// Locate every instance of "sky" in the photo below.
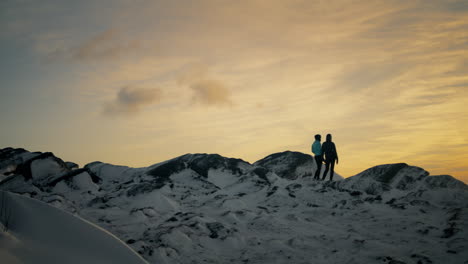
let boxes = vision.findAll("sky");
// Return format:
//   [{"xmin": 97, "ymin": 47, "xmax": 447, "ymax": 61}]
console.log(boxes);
[{"xmin": 1, "ymin": 0, "xmax": 467, "ymax": 183}]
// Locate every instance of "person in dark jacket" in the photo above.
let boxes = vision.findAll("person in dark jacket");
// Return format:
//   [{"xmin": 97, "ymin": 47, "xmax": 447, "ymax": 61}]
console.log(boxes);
[
  {"xmin": 321, "ymin": 134, "xmax": 338, "ymax": 181},
  {"xmin": 311, "ymin": 134, "xmax": 323, "ymax": 180}
]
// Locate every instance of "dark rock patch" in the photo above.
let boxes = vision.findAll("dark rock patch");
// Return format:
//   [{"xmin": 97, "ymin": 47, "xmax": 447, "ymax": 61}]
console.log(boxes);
[
  {"xmin": 254, "ymin": 151, "xmax": 313, "ymax": 179},
  {"xmin": 411, "ymin": 254, "xmax": 433, "ymax": 264},
  {"xmin": 377, "ymin": 163, "xmax": 408, "ymax": 184},
  {"xmin": 49, "ymin": 168, "xmax": 102, "ymax": 187},
  {"xmin": 166, "ymin": 217, "xmax": 178, "ymax": 222},
  {"xmin": 252, "ymin": 167, "xmax": 269, "ymax": 183},
  {"xmin": 127, "ymin": 179, "xmax": 171, "ymax": 196},
  {"xmin": 266, "ymin": 186, "xmax": 278, "ymax": 197},
  {"xmin": 206, "ymin": 222, "xmax": 232, "ymax": 240},
  {"xmin": 376, "ymin": 256, "xmax": 407, "ymax": 264},
  {"xmin": 441, "ymin": 223, "xmax": 459, "ymax": 238},
  {"xmin": 14, "ymin": 152, "xmax": 69, "ymax": 181},
  {"xmin": 65, "ymin": 162, "xmax": 79, "ymax": 170}
]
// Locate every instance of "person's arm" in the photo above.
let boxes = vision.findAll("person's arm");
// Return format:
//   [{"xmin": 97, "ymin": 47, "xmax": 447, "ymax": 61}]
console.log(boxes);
[
  {"xmin": 321, "ymin": 142, "xmax": 327, "ymax": 162},
  {"xmin": 334, "ymin": 143, "xmax": 339, "ymax": 164}
]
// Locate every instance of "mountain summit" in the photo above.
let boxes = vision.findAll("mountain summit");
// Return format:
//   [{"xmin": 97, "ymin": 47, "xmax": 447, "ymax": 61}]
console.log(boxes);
[{"xmin": 0, "ymin": 147, "xmax": 467, "ymax": 264}]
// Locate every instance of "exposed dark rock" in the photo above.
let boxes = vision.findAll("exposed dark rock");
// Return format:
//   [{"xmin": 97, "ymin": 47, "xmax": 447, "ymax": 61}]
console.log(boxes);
[
  {"xmin": 409, "ymin": 200, "xmax": 431, "ymax": 207},
  {"xmin": 14, "ymin": 152, "xmax": 69, "ymax": 181},
  {"xmin": 49, "ymin": 168, "xmax": 102, "ymax": 187},
  {"xmin": 376, "ymin": 256, "xmax": 407, "ymax": 264},
  {"xmin": 0, "ymin": 147, "xmax": 27, "ymax": 161},
  {"xmin": 377, "ymin": 163, "xmax": 409, "ymax": 184},
  {"xmin": 333, "ymin": 200, "xmax": 348, "ymax": 208},
  {"xmin": 352, "ymin": 200, "xmax": 364, "ymax": 206},
  {"xmin": 254, "ymin": 151, "xmax": 313, "ymax": 179},
  {"xmin": 410, "ymin": 253, "xmax": 433, "ymax": 264},
  {"xmin": 286, "ymin": 183, "xmax": 302, "ymax": 198},
  {"xmin": 84, "ymin": 161, "xmax": 103, "ymax": 169},
  {"xmin": 252, "ymin": 167, "xmax": 269, "ymax": 183},
  {"xmin": 144, "ymin": 154, "xmax": 248, "ymax": 193},
  {"xmin": 286, "ymin": 183, "xmax": 302, "ymax": 191},
  {"xmin": 214, "ymin": 194, "xmax": 228, "ymax": 200},
  {"xmin": 87, "ymin": 196, "xmax": 109, "ymax": 207},
  {"xmin": 147, "ymin": 159, "xmax": 186, "ymax": 179},
  {"xmin": 442, "ymin": 208, "xmax": 462, "ymax": 238},
  {"xmin": 364, "ymin": 195, "xmax": 382, "ymax": 203},
  {"xmin": 206, "ymin": 222, "xmax": 231, "ymax": 240},
  {"xmin": 442, "ymin": 223, "xmax": 459, "ymax": 238},
  {"xmin": 353, "ymin": 239, "xmax": 365, "ymax": 245},
  {"xmin": 417, "ymin": 228, "xmax": 429, "ymax": 235},
  {"xmin": 184, "ymin": 154, "xmax": 247, "ymax": 178},
  {"xmin": 65, "ymin": 162, "xmax": 79, "ymax": 170},
  {"xmin": 448, "ymin": 208, "xmax": 461, "ymax": 221},
  {"xmin": 395, "ymin": 204, "xmax": 407, "ymax": 209},
  {"xmin": 127, "ymin": 180, "xmax": 169, "ymax": 196},
  {"xmin": 424, "ymin": 175, "xmax": 468, "ymax": 190},
  {"xmin": 339, "ymin": 163, "xmax": 429, "ymax": 195},
  {"xmin": 166, "ymin": 217, "xmax": 178, "ymax": 222},
  {"xmin": 0, "ymin": 148, "xmax": 29, "ymax": 172},
  {"xmin": 266, "ymin": 186, "xmax": 278, "ymax": 197},
  {"xmin": 389, "ymin": 260, "xmax": 407, "ymax": 264}
]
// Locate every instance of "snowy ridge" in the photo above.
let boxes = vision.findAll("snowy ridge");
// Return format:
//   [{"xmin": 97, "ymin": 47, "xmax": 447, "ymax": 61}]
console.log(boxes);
[
  {"xmin": 0, "ymin": 147, "xmax": 467, "ymax": 264},
  {"xmin": 0, "ymin": 191, "xmax": 148, "ymax": 264}
]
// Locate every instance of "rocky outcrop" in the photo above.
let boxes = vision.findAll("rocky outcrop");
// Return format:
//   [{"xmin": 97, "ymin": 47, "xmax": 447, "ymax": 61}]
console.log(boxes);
[
  {"xmin": 254, "ymin": 151, "xmax": 315, "ymax": 180},
  {"xmin": 334, "ymin": 163, "xmax": 429, "ymax": 194}
]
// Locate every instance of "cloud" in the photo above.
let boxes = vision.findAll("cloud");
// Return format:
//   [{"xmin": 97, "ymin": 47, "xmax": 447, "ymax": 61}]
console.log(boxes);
[
  {"xmin": 72, "ymin": 29, "xmax": 141, "ymax": 61},
  {"xmin": 177, "ymin": 65, "xmax": 234, "ymax": 107},
  {"xmin": 333, "ymin": 62, "xmax": 408, "ymax": 93},
  {"xmin": 190, "ymin": 79, "xmax": 233, "ymax": 106},
  {"xmin": 103, "ymin": 86, "xmax": 161, "ymax": 116}
]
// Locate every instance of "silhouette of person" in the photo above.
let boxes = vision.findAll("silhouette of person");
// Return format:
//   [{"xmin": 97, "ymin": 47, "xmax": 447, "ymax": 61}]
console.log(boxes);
[
  {"xmin": 322, "ymin": 134, "xmax": 338, "ymax": 181},
  {"xmin": 311, "ymin": 134, "xmax": 323, "ymax": 180}
]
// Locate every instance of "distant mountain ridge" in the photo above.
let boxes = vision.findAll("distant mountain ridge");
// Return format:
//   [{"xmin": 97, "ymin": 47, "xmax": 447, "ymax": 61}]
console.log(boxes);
[
  {"xmin": 0, "ymin": 147, "xmax": 467, "ymax": 264},
  {"xmin": 0, "ymin": 148, "xmax": 342, "ymax": 189}
]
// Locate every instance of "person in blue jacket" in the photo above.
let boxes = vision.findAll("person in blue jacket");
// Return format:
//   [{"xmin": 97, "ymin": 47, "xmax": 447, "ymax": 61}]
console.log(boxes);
[
  {"xmin": 311, "ymin": 134, "xmax": 323, "ymax": 180},
  {"xmin": 322, "ymin": 134, "xmax": 338, "ymax": 181}
]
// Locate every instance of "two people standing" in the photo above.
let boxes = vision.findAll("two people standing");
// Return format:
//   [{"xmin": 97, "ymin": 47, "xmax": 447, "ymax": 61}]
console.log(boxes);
[{"xmin": 311, "ymin": 134, "xmax": 339, "ymax": 181}]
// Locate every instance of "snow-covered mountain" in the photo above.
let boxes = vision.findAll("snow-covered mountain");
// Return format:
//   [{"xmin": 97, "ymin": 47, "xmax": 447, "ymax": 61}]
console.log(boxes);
[{"xmin": 0, "ymin": 147, "xmax": 467, "ymax": 264}]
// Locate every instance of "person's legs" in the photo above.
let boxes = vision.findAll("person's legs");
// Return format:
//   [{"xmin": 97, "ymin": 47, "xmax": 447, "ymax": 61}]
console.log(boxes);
[
  {"xmin": 314, "ymin": 155, "xmax": 322, "ymax": 179},
  {"xmin": 322, "ymin": 160, "xmax": 330, "ymax": 180},
  {"xmin": 329, "ymin": 160, "xmax": 335, "ymax": 181}
]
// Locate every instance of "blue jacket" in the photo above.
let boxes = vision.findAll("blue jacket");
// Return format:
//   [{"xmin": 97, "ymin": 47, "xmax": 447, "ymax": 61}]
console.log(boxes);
[{"xmin": 312, "ymin": 140, "xmax": 322, "ymax": 156}]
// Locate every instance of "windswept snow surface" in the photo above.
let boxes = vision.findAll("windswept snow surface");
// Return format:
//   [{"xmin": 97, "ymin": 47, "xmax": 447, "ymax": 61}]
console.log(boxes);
[
  {"xmin": 0, "ymin": 191, "xmax": 148, "ymax": 264},
  {"xmin": 1, "ymin": 147, "xmax": 467, "ymax": 264}
]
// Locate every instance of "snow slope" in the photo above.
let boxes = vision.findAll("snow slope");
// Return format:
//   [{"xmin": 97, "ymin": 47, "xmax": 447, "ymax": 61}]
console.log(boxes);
[
  {"xmin": 0, "ymin": 191, "xmax": 148, "ymax": 264},
  {"xmin": 0, "ymin": 147, "xmax": 467, "ymax": 264}
]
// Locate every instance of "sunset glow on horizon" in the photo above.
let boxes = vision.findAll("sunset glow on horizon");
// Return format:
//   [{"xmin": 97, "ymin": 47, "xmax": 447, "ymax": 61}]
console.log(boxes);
[{"xmin": 1, "ymin": 0, "xmax": 467, "ymax": 183}]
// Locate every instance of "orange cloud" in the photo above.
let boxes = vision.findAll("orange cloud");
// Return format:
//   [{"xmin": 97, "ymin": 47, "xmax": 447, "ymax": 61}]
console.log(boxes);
[
  {"xmin": 72, "ymin": 29, "xmax": 141, "ymax": 61},
  {"xmin": 190, "ymin": 79, "xmax": 233, "ymax": 107},
  {"xmin": 103, "ymin": 86, "xmax": 162, "ymax": 116}
]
